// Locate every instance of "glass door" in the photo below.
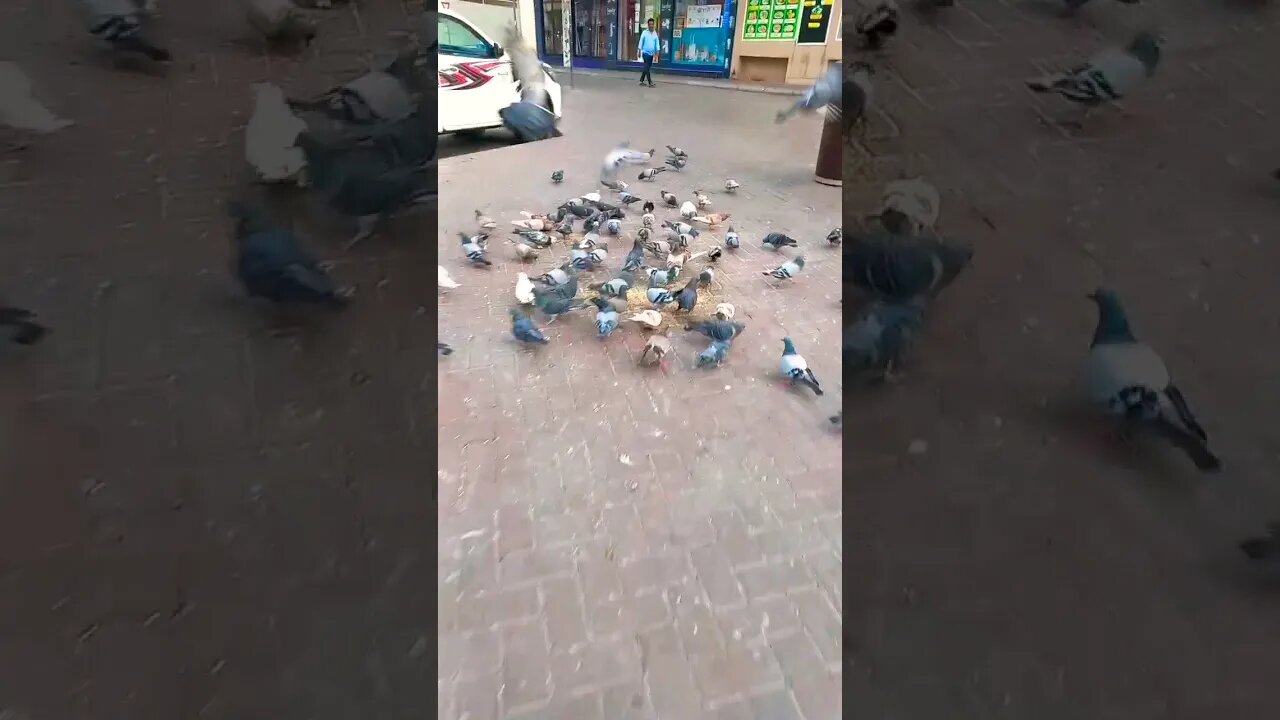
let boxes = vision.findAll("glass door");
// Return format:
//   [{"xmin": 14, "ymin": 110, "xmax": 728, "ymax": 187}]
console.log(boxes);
[
  {"xmin": 572, "ymin": 0, "xmax": 615, "ymax": 59},
  {"xmin": 619, "ymin": 0, "xmax": 661, "ymax": 62},
  {"xmin": 540, "ymin": 0, "xmax": 565, "ymax": 61}
]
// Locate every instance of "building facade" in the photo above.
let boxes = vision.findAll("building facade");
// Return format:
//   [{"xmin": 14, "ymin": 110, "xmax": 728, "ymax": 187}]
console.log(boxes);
[
  {"xmin": 532, "ymin": 0, "xmax": 740, "ymax": 78},
  {"xmin": 729, "ymin": 0, "xmax": 841, "ymax": 85}
]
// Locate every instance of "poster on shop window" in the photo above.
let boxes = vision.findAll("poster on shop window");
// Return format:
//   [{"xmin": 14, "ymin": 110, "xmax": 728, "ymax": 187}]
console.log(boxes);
[
  {"xmin": 796, "ymin": 0, "xmax": 833, "ymax": 44},
  {"xmin": 742, "ymin": 0, "xmax": 799, "ymax": 41},
  {"xmin": 675, "ymin": 4, "xmax": 725, "ymax": 64}
]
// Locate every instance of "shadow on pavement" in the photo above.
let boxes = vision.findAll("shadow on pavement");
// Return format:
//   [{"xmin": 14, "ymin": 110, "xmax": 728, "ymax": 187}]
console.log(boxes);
[{"xmin": 439, "ymin": 128, "xmax": 524, "ymax": 159}]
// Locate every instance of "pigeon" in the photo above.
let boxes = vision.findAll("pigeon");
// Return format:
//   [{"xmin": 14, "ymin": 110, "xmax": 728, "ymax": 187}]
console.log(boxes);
[
  {"xmin": 583, "ymin": 213, "xmax": 604, "ymax": 233},
  {"xmin": 845, "ymin": 297, "xmax": 927, "ymax": 384},
  {"xmin": 640, "ymin": 330, "xmax": 674, "ymax": 367},
  {"xmin": 75, "ymin": 0, "xmax": 172, "ymax": 62},
  {"xmin": 845, "ymin": 230, "xmax": 973, "ymax": 301},
  {"xmin": 697, "ymin": 269, "xmax": 714, "ymax": 287},
  {"xmin": 660, "ymin": 190, "xmax": 679, "ymax": 207},
  {"xmin": 666, "ymin": 145, "xmax": 688, "ymax": 158},
  {"xmin": 602, "ymin": 144, "xmax": 655, "ymax": 182},
  {"xmin": 665, "ymin": 156, "xmax": 687, "ymax": 171},
  {"xmin": 475, "ymin": 210, "xmax": 498, "ymax": 230},
  {"xmin": 692, "ymin": 213, "xmax": 730, "ymax": 226},
  {"xmin": 724, "ymin": 179, "xmax": 740, "ymax": 193},
  {"xmin": 294, "ymin": 132, "xmax": 433, "ymax": 247},
  {"xmin": 642, "ymin": 239, "xmax": 672, "ymax": 259},
  {"xmin": 637, "ymin": 227, "xmax": 653, "ymax": 242},
  {"xmin": 576, "ymin": 232, "xmax": 603, "ymax": 249},
  {"xmin": 876, "ymin": 177, "xmax": 941, "ymax": 235},
  {"xmin": 693, "ymin": 190, "xmax": 711, "ymax": 208},
  {"xmin": 844, "ymin": 62, "xmax": 876, "ymax": 136},
  {"xmin": 437, "ymin": 342, "xmax": 453, "ymax": 356},
  {"xmin": 228, "ymin": 201, "xmax": 348, "ymax": 309},
  {"xmin": 512, "ymin": 216, "xmax": 554, "ymax": 231},
  {"xmin": 762, "ymin": 232, "xmax": 799, "ymax": 250},
  {"xmin": 499, "ymin": 25, "xmax": 562, "ymax": 142},
  {"xmin": 686, "ymin": 319, "xmax": 746, "ymax": 343},
  {"xmin": 534, "ymin": 288, "xmax": 588, "ymax": 320},
  {"xmin": 623, "ymin": 239, "xmax": 645, "ymax": 272},
  {"xmin": 591, "ymin": 297, "xmax": 620, "ymax": 338},
  {"xmin": 595, "ymin": 270, "xmax": 633, "ymax": 297},
  {"xmin": 288, "ymin": 45, "xmax": 422, "ymax": 124},
  {"xmin": 515, "ymin": 229, "xmax": 554, "ymax": 248},
  {"xmin": 605, "ymin": 219, "xmax": 622, "ymax": 235},
  {"xmin": 705, "ymin": 246, "xmax": 723, "ymax": 263},
  {"xmin": 0, "ymin": 62, "xmax": 74, "ymax": 135},
  {"xmin": 510, "ymin": 239, "xmax": 538, "ymax": 261},
  {"xmin": 763, "ymin": 255, "xmax": 806, "ymax": 280},
  {"xmin": 674, "ymin": 278, "xmax": 699, "ymax": 312},
  {"xmin": 679, "ymin": 201, "xmax": 697, "ymax": 220},
  {"xmin": 780, "ymin": 337, "xmax": 823, "ymax": 395},
  {"xmin": 725, "ymin": 227, "xmax": 741, "ymax": 249},
  {"xmin": 1083, "ymin": 288, "xmax": 1220, "ymax": 472},
  {"xmin": 667, "ymin": 251, "xmax": 691, "ymax": 269},
  {"xmin": 638, "ymin": 167, "xmax": 667, "ymax": 181},
  {"xmin": 714, "ymin": 303, "xmax": 735, "ymax": 321},
  {"xmin": 1026, "ymin": 31, "xmax": 1162, "ymax": 126},
  {"xmin": 551, "ymin": 169, "xmax": 564, "ymax": 184},
  {"xmin": 511, "ymin": 309, "xmax": 549, "ymax": 344},
  {"xmin": 854, "ymin": 0, "xmax": 899, "ymax": 50},
  {"xmin": 244, "ymin": 83, "xmax": 307, "ymax": 184},
  {"xmin": 619, "ymin": 191, "xmax": 642, "ymax": 206},
  {"xmin": 697, "ymin": 340, "xmax": 731, "ymax": 368},
  {"xmin": 457, "ymin": 232, "xmax": 492, "ymax": 266},
  {"xmin": 629, "ymin": 310, "xmax": 663, "ymax": 329},
  {"xmin": 537, "ymin": 262, "xmax": 575, "ymax": 287},
  {"xmin": 642, "ymin": 201, "xmax": 656, "ymax": 213},
  {"xmin": 647, "ymin": 287, "xmax": 676, "ymax": 308},
  {"xmin": 826, "ymin": 228, "xmax": 843, "ymax": 246},
  {"xmin": 438, "ymin": 265, "xmax": 461, "ymax": 290},
  {"xmin": 777, "ymin": 62, "xmax": 842, "ymax": 123},
  {"xmin": 1239, "ymin": 523, "xmax": 1280, "ymax": 564},
  {"xmin": 0, "ymin": 306, "xmax": 49, "ymax": 345},
  {"xmin": 243, "ymin": 0, "xmax": 318, "ymax": 45},
  {"xmin": 674, "ymin": 233, "xmax": 694, "ymax": 251},
  {"xmin": 554, "ymin": 220, "xmax": 574, "ymax": 237},
  {"xmin": 515, "ymin": 272, "xmax": 536, "ymax": 304},
  {"xmin": 663, "ymin": 220, "xmax": 696, "ymax": 237},
  {"xmin": 559, "ymin": 202, "xmax": 594, "ymax": 219},
  {"xmin": 581, "ymin": 192, "xmax": 603, "ymax": 203}
]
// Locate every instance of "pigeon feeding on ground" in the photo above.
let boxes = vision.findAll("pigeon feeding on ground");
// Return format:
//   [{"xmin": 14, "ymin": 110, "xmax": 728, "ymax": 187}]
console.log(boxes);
[
  {"xmin": 75, "ymin": 0, "xmax": 171, "ymax": 63},
  {"xmin": 763, "ymin": 255, "xmax": 805, "ymax": 280},
  {"xmin": 0, "ymin": 62, "xmax": 74, "ymax": 136},
  {"xmin": 876, "ymin": 177, "xmax": 941, "ymax": 236},
  {"xmin": 595, "ymin": 270, "xmax": 632, "ymax": 297},
  {"xmin": 674, "ymin": 279, "xmax": 699, "ymax": 312},
  {"xmin": 846, "ymin": 230, "xmax": 973, "ymax": 301},
  {"xmin": 638, "ymin": 167, "xmax": 666, "ymax": 181},
  {"xmin": 666, "ymin": 145, "xmax": 688, "ymax": 159},
  {"xmin": 515, "ymin": 272, "xmax": 536, "ymax": 304},
  {"xmin": 458, "ymin": 233, "xmax": 492, "ymax": 266},
  {"xmin": 714, "ymin": 304, "xmax": 735, "ymax": 321},
  {"xmin": 534, "ymin": 288, "xmax": 587, "ymax": 321},
  {"xmin": 243, "ymin": 0, "xmax": 318, "ymax": 46},
  {"xmin": 854, "ymin": 0, "xmax": 899, "ymax": 50},
  {"xmin": 1083, "ymin": 288, "xmax": 1220, "ymax": 472},
  {"xmin": 511, "ymin": 309, "xmax": 549, "ymax": 344},
  {"xmin": 780, "ymin": 337, "xmax": 823, "ymax": 395},
  {"xmin": 827, "ymin": 228, "xmax": 843, "ymax": 245},
  {"xmin": 537, "ymin": 262, "xmax": 576, "ymax": 289},
  {"xmin": 591, "ymin": 297, "xmax": 620, "ymax": 338},
  {"xmin": 551, "ymin": 169, "xmax": 564, "ymax": 184},
  {"xmin": 687, "ymin": 319, "xmax": 746, "ymax": 343},
  {"xmin": 776, "ymin": 62, "xmax": 842, "ymax": 123},
  {"xmin": 660, "ymin": 190, "xmax": 679, "ymax": 207},
  {"xmin": 0, "ymin": 306, "xmax": 49, "ymax": 345},
  {"xmin": 697, "ymin": 340, "xmax": 731, "ymax": 368},
  {"xmin": 725, "ymin": 227, "xmax": 741, "ymax": 249},
  {"xmin": 845, "ymin": 297, "xmax": 926, "ymax": 385},
  {"xmin": 623, "ymin": 240, "xmax": 645, "ymax": 272},
  {"xmin": 762, "ymin": 232, "xmax": 799, "ymax": 250},
  {"xmin": 499, "ymin": 25, "xmax": 562, "ymax": 142},
  {"xmin": 228, "ymin": 201, "xmax": 349, "ymax": 309},
  {"xmin": 646, "ymin": 288, "xmax": 676, "ymax": 308},
  {"xmin": 640, "ymin": 331, "xmax": 674, "ymax": 368},
  {"xmin": 694, "ymin": 190, "xmax": 711, "ymax": 208},
  {"xmin": 724, "ymin": 179, "xmax": 740, "ymax": 193},
  {"xmin": 679, "ymin": 201, "xmax": 697, "ymax": 219},
  {"xmin": 1026, "ymin": 31, "xmax": 1162, "ymax": 127},
  {"xmin": 665, "ymin": 156, "xmax": 687, "ymax": 171},
  {"xmin": 289, "ymin": 45, "xmax": 422, "ymax": 124}
]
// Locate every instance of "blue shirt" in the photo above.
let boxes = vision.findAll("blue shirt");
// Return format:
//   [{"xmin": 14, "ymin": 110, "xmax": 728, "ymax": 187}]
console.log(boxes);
[{"xmin": 639, "ymin": 29, "xmax": 660, "ymax": 57}]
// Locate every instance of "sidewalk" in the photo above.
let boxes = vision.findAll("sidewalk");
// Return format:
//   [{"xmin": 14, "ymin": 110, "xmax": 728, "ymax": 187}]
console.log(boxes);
[{"xmin": 555, "ymin": 66, "xmax": 805, "ymax": 96}]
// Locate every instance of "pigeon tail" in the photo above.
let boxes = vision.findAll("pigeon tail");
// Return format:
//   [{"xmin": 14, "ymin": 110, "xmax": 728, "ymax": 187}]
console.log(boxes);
[
  {"xmin": 791, "ymin": 374, "xmax": 824, "ymax": 396},
  {"xmin": 1150, "ymin": 418, "xmax": 1221, "ymax": 473}
]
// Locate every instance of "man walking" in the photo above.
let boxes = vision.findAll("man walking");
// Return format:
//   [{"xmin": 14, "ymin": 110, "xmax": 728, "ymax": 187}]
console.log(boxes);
[{"xmin": 638, "ymin": 18, "xmax": 659, "ymax": 87}]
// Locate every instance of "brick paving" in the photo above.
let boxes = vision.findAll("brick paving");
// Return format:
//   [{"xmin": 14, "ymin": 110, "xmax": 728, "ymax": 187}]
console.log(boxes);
[
  {"xmin": 437, "ymin": 77, "xmax": 843, "ymax": 717},
  {"xmin": 844, "ymin": 1, "xmax": 1280, "ymax": 717}
]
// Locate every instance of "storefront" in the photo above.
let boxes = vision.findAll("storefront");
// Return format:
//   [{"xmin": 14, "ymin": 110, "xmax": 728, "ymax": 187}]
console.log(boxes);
[
  {"xmin": 729, "ymin": 0, "xmax": 841, "ymax": 85},
  {"xmin": 534, "ymin": 0, "xmax": 739, "ymax": 78}
]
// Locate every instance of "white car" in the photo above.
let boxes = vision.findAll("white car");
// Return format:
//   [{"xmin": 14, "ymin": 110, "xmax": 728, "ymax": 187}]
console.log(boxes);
[{"xmin": 437, "ymin": 9, "xmax": 563, "ymax": 135}]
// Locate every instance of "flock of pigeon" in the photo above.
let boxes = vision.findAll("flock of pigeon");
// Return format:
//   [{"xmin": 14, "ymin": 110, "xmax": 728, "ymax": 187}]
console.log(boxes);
[
  {"xmin": 439, "ymin": 134, "xmax": 839, "ymax": 400},
  {"xmin": 850, "ymin": 1, "xmax": 1280, "ymax": 563}
]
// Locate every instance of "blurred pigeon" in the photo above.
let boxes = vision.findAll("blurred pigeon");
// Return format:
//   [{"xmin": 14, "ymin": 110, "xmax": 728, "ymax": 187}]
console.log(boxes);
[
  {"xmin": 666, "ymin": 145, "xmax": 687, "ymax": 158},
  {"xmin": 605, "ymin": 219, "xmax": 622, "ymax": 235},
  {"xmin": 511, "ymin": 309, "xmax": 549, "ymax": 344},
  {"xmin": 686, "ymin": 319, "xmax": 745, "ymax": 343},
  {"xmin": 559, "ymin": 202, "xmax": 594, "ymax": 219},
  {"xmin": 665, "ymin": 156, "xmax": 687, "ymax": 171},
  {"xmin": 663, "ymin": 220, "xmax": 696, "ymax": 237},
  {"xmin": 776, "ymin": 62, "xmax": 842, "ymax": 123},
  {"xmin": 243, "ymin": 0, "xmax": 318, "ymax": 45},
  {"xmin": 603, "ymin": 144, "xmax": 655, "ymax": 182},
  {"xmin": 845, "ymin": 297, "xmax": 926, "ymax": 384},
  {"xmin": 591, "ymin": 297, "xmax": 620, "ymax": 338},
  {"xmin": 674, "ymin": 278, "xmax": 699, "ymax": 312},
  {"xmin": 854, "ymin": 0, "xmax": 899, "ymax": 50},
  {"xmin": 692, "ymin": 213, "xmax": 730, "ymax": 226},
  {"xmin": 725, "ymin": 226, "xmax": 741, "ymax": 249},
  {"xmin": 827, "ymin": 228, "xmax": 843, "ymax": 245},
  {"xmin": 289, "ymin": 45, "xmax": 422, "ymax": 124},
  {"xmin": 516, "ymin": 229, "xmax": 553, "ymax": 248},
  {"xmin": 693, "ymin": 190, "xmax": 711, "ymax": 208},
  {"xmin": 1239, "ymin": 523, "xmax": 1280, "ymax": 564},
  {"xmin": 844, "ymin": 62, "xmax": 876, "ymax": 136},
  {"xmin": 581, "ymin": 192, "xmax": 602, "ymax": 203},
  {"xmin": 1026, "ymin": 31, "xmax": 1162, "ymax": 127},
  {"xmin": 642, "ymin": 239, "xmax": 671, "ymax": 258},
  {"xmin": 619, "ymin": 191, "xmax": 642, "ymax": 206},
  {"xmin": 0, "ymin": 306, "xmax": 49, "ymax": 345},
  {"xmin": 647, "ymin": 287, "xmax": 676, "ymax": 308},
  {"xmin": 75, "ymin": 0, "xmax": 172, "ymax": 62},
  {"xmin": 228, "ymin": 201, "xmax": 348, "ymax": 309},
  {"xmin": 780, "ymin": 337, "xmax": 823, "ymax": 395},
  {"xmin": 510, "ymin": 239, "xmax": 538, "ymax": 261},
  {"xmin": 636, "ymin": 227, "xmax": 653, "ymax": 242},
  {"xmin": 642, "ymin": 201, "xmax": 656, "ymax": 213},
  {"xmin": 623, "ymin": 239, "xmax": 645, "ymax": 272},
  {"xmin": 762, "ymin": 232, "xmax": 798, "ymax": 250},
  {"xmin": 515, "ymin": 272, "xmax": 536, "ymax": 304},
  {"xmin": 499, "ymin": 24, "xmax": 561, "ymax": 141},
  {"xmin": 245, "ymin": 83, "xmax": 306, "ymax": 184},
  {"xmin": 437, "ymin": 342, "xmax": 453, "ymax": 356},
  {"xmin": 679, "ymin": 201, "xmax": 697, "ymax": 219},
  {"xmin": 877, "ymin": 177, "xmax": 941, "ymax": 236},
  {"xmin": 576, "ymin": 232, "xmax": 603, "ymax": 249},
  {"xmin": 534, "ymin": 288, "xmax": 588, "ymax": 320},
  {"xmin": 660, "ymin": 190, "xmax": 678, "ymax": 207},
  {"xmin": 763, "ymin": 255, "xmax": 806, "ymax": 280},
  {"xmin": 724, "ymin": 179, "xmax": 740, "ymax": 192},
  {"xmin": 551, "ymin": 169, "xmax": 564, "ymax": 184},
  {"xmin": 1084, "ymin": 288, "xmax": 1220, "ymax": 472},
  {"xmin": 475, "ymin": 210, "xmax": 497, "ymax": 230},
  {"xmin": 0, "ymin": 62, "xmax": 74, "ymax": 134},
  {"xmin": 629, "ymin": 309, "xmax": 663, "ymax": 328},
  {"xmin": 638, "ymin": 167, "xmax": 666, "ymax": 181},
  {"xmin": 458, "ymin": 232, "xmax": 492, "ymax": 266},
  {"xmin": 595, "ymin": 270, "xmax": 632, "ymax": 297},
  {"xmin": 645, "ymin": 265, "xmax": 679, "ymax": 287},
  {"xmin": 845, "ymin": 230, "xmax": 973, "ymax": 300},
  {"xmin": 714, "ymin": 303, "xmax": 734, "ymax": 321},
  {"xmin": 697, "ymin": 269, "xmax": 714, "ymax": 287},
  {"xmin": 438, "ymin": 265, "xmax": 460, "ymax": 290},
  {"xmin": 705, "ymin": 246, "xmax": 723, "ymax": 262},
  {"xmin": 537, "ymin": 262, "xmax": 575, "ymax": 287},
  {"xmin": 697, "ymin": 340, "xmax": 730, "ymax": 368},
  {"xmin": 554, "ymin": 220, "xmax": 574, "ymax": 236},
  {"xmin": 640, "ymin": 330, "xmax": 674, "ymax": 367}
]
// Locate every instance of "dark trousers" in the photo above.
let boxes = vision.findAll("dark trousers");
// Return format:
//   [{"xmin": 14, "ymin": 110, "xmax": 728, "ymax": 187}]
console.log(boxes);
[{"xmin": 640, "ymin": 53, "xmax": 654, "ymax": 84}]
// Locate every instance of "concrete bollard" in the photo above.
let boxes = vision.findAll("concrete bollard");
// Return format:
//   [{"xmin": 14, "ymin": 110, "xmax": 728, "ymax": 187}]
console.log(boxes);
[{"xmin": 814, "ymin": 104, "xmax": 842, "ymax": 187}]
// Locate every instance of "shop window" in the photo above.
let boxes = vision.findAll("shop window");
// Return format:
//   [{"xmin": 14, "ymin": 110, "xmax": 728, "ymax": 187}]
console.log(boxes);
[
  {"xmin": 572, "ymin": 0, "xmax": 615, "ymax": 59},
  {"xmin": 620, "ymin": 0, "xmax": 661, "ymax": 62},
  {"xmin": 542, "ymin": 0, "xmax": 564, "ymax": 56},
  {"xmin": 672, "ymin": 0, "xmax": 729, "ymax": 68}
]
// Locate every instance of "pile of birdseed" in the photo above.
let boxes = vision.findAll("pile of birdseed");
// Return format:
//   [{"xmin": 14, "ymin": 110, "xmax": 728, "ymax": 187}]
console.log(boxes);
[{"xmin": 621, "ymin": 285, "xmax": 719, "ymax": 330}]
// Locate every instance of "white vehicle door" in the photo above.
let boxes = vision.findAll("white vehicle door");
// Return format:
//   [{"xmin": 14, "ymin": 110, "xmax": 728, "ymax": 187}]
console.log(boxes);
[{"xmin": 437, "ymin": 14, "xmax": 517, "ymax": 131}]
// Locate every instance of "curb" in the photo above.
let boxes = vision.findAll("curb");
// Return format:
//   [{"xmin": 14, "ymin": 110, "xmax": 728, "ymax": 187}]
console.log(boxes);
[{"xmin": 557, "ymin": 68, "xmax": 805, "ymax": 97}]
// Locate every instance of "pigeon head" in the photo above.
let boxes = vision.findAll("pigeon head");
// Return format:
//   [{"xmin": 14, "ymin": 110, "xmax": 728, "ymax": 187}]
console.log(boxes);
[
  {"xmin": 1128, "ymin": 32, "xmax": 1163, "ymax": 72},
  {"xmin": 782, "ymin": 337, "xmax": 798, "ymax": 355},
  {"xmin": 1087, "ymin": 288, "xmax": 1136, "ymax": 346}
]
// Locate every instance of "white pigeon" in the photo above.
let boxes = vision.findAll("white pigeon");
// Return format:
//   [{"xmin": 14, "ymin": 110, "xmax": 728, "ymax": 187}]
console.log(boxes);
[
  {"xmin": 515, "ymin": 272, "xmax": 536, "ymax": 304},
  {"xmin": 878, "ymin": 177, "xmax": 941, "ymax": 235},
  {"xmin": 679, "ymin": 201, "xmax": 697, "ymax": 220},
  {"xmin": 715, "ymin": 303, "xmax": 735, "ymax": 321},
  {"xmin": 581, "ymin": 192, "xmax": 602, "ymax": 203},
  {"xmin": 724, "ymin": 179, "xmax": 740, "ymax": 192},
  {"xmin": 600, "ymin": 143, "xmax": 654, "ymax": 183},
  {"xmin": 438, "ymin": 265, "xmax": 461, "ymax": 290},
  {"xmin": 628, "ymin": 310, "xmax": 663, "ymax": 328},
  {"xmin": 245, "ymin": 83, "xmax": 307, "ymax": 184},
  {"xmin": 0, "ymin": 62, "xmax": 73, "ymax": 134}
]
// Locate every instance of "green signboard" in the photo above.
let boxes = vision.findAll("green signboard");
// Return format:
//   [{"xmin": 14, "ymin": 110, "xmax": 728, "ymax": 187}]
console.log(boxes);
[
  {"xmin": 742, "ymin": 0, "xmax": 799, "ymax": 41},
  {"xmin": 796, "ymin": 0, "xmax": 833, "ymax": 44}
]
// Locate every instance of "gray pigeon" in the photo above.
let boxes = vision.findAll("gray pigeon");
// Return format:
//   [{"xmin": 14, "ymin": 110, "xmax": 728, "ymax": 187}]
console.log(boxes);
[
  {"xmin": 1026, "ymin": 31, "xmax": 1162, "ymax": 126},
  {"xmin": 674, "ymin": 278, "xmax": 699, "ymax": 312},
  {"xmin": 763, "ymin": 255, "xmax": 806, "ymax": 280},
  {"xmin": 686, "ymin": 320, "xmax": 745, "ymax": 343},
  {"xmin": 551, "ymin": 169, "xmax": 564, "ymax": 184},
  {"xmin": 845, "ymin": 229, "xmax": 972, "ymax": 301},
  {"xmin": 290, "ymin": 44, "xmax": 423, "ymax": 124},
  {"xmin": 780, "ymin": 337, "xmax": 823, "ymax": 395},
  {"xmin": 229, "ymin": 201, "xmax": 349, "ymax": 309},
  {"xmin": 458, "ymin": 232, "xmax": 492, "ymax": 266},
  {"xmin": 696, "ymin": 339, "xmax": 730, "ymax": 368},
  {"xmin": 845, "ymin": 297, "xmax": 926, "ymax": 384},
  {"xmin": 76, "ymin": 0, "xmax": 171, "ymax": 62},
  {"xmin": 762, "ymin": 232, "xmax": 798, "ymax": 250},
  {"xmin": 499, "ymin": 24, "xmax": 561, "ymax": 142},
  {"xmin": 1083, "ymin": 288, "xmax": 1220, "ymax": 472},
  {"xmin": 776, "ymin": 62, "xmax": 843, "ymax": 123},
  {"xmin": 646, "ymin": 287, "xmax": 676, "ymax": 308}
]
